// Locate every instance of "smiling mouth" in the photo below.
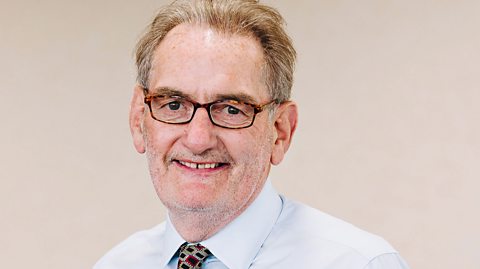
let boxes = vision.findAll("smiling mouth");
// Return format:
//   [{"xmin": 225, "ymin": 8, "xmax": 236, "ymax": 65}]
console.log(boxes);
[{"xmin": 176, "ymin": 160, "xmax": 228, "ymax": 169}]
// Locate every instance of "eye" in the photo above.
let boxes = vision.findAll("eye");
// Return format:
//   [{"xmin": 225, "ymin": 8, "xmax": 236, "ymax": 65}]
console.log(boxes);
[
  {"xmin": 227, "ymin": 106, "xmax": 240, "ymax": 115},
  {"xmin": 167, "ymin": 101, "xmax": 181, "ymax": 111},
  {"xmin": 210, "ymin": 101, "xmax": 251, "ymax": 120}
]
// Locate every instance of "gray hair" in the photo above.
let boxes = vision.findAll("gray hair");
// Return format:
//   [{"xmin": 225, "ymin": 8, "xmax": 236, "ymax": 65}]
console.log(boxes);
[{"xmin": 135, "ymin": 0, "xmax": 296, "ymax": 102}]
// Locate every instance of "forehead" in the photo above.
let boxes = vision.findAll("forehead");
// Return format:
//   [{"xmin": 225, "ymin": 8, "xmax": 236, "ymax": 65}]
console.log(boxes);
[{"xmin": 148, "ymin": 23, "xmax": 269, "ymax": 102}]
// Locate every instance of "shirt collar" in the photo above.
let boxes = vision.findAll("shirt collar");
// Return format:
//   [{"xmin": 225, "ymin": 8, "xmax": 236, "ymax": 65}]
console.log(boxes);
[
  {"xmin": 202, "ymin": 180, "xmax": 282, "ymax": 269},
  {"xmin": 160, "ymin": 180, "xmax": 283, "ymax": 269},
  {"xmin": 159, "ymin": 214, "xmax": 185, "ymax": 268}
]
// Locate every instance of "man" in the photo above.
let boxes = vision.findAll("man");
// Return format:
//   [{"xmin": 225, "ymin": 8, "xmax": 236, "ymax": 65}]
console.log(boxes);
[{"xmin": 95, "ymin": 0, "xmax": 410, "ymax": 268}]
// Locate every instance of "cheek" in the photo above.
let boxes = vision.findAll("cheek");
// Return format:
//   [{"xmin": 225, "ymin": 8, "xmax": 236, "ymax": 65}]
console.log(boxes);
[
  {"xmin": 228, "ymin": 127, "xmax": 274, "ymax": 169},
  {"xmin": 143, "ymin": 124, "xmax": 178, "ymax": 171},
  {"xmin": 144, "ymin": 118, "xmax": 180, "ymax": 147},
  {"xmin": 226, "ymin": 131, "xmax": 274, "ymax": 203}
]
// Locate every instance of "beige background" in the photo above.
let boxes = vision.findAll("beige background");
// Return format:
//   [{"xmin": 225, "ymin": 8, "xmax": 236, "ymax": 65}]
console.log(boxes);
[{"xmin": 1, "ymin": 0, "xmax": 479, "ymax": 268}]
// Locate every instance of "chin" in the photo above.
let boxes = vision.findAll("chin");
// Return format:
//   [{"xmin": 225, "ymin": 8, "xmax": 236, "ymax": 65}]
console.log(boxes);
[{"xmin": 169, "ymin": 199, "xmax": 221, "ymax": 213}]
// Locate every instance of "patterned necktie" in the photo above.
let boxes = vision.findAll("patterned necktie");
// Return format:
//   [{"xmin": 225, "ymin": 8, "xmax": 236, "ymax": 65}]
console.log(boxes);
[{"xmin": 177, "ymin": 243, "xmax": 212, "ymax": 269}]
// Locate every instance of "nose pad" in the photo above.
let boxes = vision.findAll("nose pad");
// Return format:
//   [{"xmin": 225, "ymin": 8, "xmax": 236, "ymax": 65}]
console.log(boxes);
[{"xmin": 182, "ymin": 108, "xmax": 217, "ymax": 154}]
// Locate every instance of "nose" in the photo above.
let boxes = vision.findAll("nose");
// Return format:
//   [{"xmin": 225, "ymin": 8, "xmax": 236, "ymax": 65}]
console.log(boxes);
[{"xmin": 182, "ymin": 107, "xmax": 218, "ymax": 154}]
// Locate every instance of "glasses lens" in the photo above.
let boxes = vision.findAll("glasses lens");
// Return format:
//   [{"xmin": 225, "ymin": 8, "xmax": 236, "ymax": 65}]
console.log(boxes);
[
  {"xmin": 150, "ymin": 96, "xmax": 193, "ymax": 123},
  {"xmin": 210, "ymin": 101, "xmax": 255, "ymax": 128}
]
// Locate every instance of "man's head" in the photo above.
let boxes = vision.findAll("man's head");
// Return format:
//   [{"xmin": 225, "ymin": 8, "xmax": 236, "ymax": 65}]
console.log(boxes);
[
  {"xmin": 135, "ymin": 0, "xmax": 296, "ymax": 103},
  {"xmin": 129, "ymin": 0, "xmax": 297, "ymax": 230}
]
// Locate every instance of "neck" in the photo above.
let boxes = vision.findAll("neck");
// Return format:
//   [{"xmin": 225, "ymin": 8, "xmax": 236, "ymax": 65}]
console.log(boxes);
[
  {"xmin": 168, "ymin": 186, "xmax": 264, "ymax": 243},
  {"xmin": 169, "ymin": 207, "xmax": 242, "ymax": 243},
  {"xmin": 169, "ymin": 210, "xmax": 234, "ymax": 242},
  {"xmin": 168, "ymin": 178, "xmax": 269, "ymax": 242}
]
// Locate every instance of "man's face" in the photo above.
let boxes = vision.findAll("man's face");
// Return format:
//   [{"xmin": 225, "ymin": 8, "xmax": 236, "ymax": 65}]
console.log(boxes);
[{"xmin": 135, "ymin": 24, "xmax": 277, "ymax": 218}]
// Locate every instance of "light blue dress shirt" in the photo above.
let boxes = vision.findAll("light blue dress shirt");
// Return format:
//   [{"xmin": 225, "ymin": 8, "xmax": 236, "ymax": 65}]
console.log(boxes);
[{"xmin": 94, "ymin": 181, "xmax": 410, "ymax": 269}]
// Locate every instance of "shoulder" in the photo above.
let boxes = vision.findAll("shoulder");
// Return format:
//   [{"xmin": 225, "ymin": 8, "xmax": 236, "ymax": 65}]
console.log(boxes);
[
  {"xmin": 256, "ymin": 197, "xmax": 401, "ymax": 268},
  {"xmin": 283, "ymin": 198, "xmax": 396, "ymax": 257},
  {"xmin": 93, "ymin": 223, "xmax": 166, "ymax": 269}
]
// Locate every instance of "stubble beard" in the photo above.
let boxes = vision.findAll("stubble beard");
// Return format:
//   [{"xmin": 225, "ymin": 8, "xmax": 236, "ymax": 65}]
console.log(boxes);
[
  {"xmin": 143, "ymin": 123, "xmax": 274, "ymax": 232},
  {"xmin": 146, "ymin": 145, "xmax": 269, "ymax": 219},
  {"xmin": 146, "ymin": 145, "xmax": 267, "ymax": 219}
]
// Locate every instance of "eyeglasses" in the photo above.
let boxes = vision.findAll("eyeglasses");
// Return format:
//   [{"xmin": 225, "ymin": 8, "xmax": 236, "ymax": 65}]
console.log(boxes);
[{"xmin": 144, "ymin": 94, "xmax": 276, "ymax": 129}]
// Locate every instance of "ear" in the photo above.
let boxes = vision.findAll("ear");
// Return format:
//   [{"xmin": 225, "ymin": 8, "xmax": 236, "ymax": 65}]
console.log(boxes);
[
  {"xmin": 129, "ymin": 85, "xmax": 146, "ymax": 154},
  {"xmin": 271, "ymin": 101, "xmax": 298, "ymax": 165}
]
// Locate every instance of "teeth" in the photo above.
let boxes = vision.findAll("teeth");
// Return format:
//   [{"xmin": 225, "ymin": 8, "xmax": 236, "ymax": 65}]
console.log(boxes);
[{"xmin": 179, "ymin": 161, "xmax": 220, "ymax": 169}]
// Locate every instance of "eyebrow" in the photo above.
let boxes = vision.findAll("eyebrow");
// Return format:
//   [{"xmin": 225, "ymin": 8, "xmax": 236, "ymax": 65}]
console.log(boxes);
[
  {"xmin": 214, "ymin": 93, "xmax": 258, "ymax": 104},
  {"xmin": 148, "ymin": 87, "xmax": 259, "ymax": 104},
  {"xmin": 148, "ymin": 87, "xmax": 193, "ymax": 99}
]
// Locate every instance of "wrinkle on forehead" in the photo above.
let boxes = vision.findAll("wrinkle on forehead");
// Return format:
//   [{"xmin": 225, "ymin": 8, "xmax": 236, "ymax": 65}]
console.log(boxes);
[{"xmin": 149, "ymin": 86, "xmax": 259, "ymax": 104}]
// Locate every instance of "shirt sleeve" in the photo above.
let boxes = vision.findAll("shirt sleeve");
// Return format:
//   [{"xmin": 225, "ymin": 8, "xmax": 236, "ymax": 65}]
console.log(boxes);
[{"xmin": 363, "ymin": 253, "xmax": 410, "ymax": 269}]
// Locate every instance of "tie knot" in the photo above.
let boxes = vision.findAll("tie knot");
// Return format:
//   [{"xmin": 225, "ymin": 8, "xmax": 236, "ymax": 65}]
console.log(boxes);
[{"xmin": 177, "ymin": 243, "xmax": 212, "ymax": 269}]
